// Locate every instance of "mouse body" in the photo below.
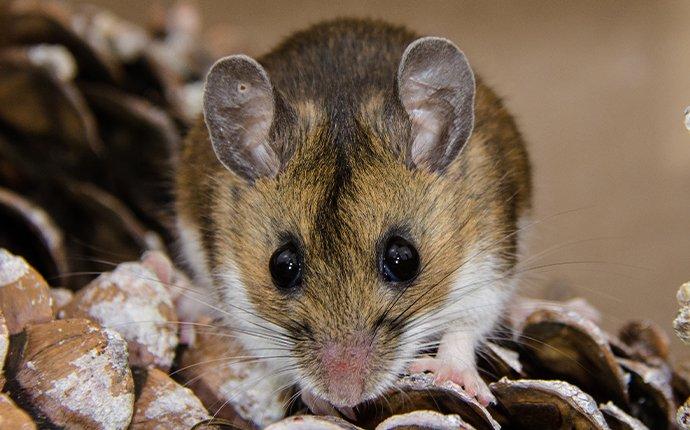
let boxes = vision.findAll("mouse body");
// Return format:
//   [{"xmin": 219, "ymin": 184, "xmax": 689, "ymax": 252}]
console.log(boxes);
[{"xmin": 175, "ymin": 18, "xmax": 531, "ymax": 413}]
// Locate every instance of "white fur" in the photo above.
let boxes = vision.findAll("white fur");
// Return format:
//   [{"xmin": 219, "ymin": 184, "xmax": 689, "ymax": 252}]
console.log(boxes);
[
  {"xmin": 178, "ymin": 216, "xmax": 296, "ymax": 374},
  {"xmin": 176, "ymin": 217, "xmax": 212, "ymax": 288},
  {"xmin": 401, "ymin": 243, "xmax": 510, "ymax": 362},
  {"xmin": 177, "ymin": 217, "xmax": 294, "ymax": 423},
  {"xmin": 399, "ymin": 210, "xmax": 530, "ymax": 372}
]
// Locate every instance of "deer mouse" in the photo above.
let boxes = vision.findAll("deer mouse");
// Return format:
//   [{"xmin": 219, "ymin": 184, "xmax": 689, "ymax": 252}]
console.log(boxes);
[{"xmin": 175, "ymin": 18, "xmax": 531, "ymax": 414}]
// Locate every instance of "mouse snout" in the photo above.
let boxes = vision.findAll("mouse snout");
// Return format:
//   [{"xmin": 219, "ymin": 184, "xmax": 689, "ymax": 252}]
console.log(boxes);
[{"xmin": 319, "ymin": 336, "xmax": 373, "ymax": 406}]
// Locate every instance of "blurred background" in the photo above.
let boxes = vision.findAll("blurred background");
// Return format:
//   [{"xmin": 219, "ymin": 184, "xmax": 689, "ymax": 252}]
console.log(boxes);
[{"xmin": 43, "ymin": 0, "xmax": 690, "ymax": 356}]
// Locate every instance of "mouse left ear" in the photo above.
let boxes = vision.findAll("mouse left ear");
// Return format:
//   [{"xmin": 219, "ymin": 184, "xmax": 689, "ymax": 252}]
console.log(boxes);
[
  {"xmin": 397, "ymin": 37, "xmax": 476, "ymax": 172},
  {"xmin": 203, "ymin": 55, "xmax": 279, "ymax": 181}
]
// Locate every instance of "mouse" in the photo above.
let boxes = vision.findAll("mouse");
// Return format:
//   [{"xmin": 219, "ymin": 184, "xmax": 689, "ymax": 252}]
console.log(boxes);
[{"xmin": 174, "ymin": 18, "xmax": 531, "ymax": 413}]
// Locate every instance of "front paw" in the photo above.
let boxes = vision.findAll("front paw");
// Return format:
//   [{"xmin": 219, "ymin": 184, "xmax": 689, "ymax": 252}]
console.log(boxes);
[{"xmin": 409, "ymin": 357, "xmax": 495, "ymax": 406}]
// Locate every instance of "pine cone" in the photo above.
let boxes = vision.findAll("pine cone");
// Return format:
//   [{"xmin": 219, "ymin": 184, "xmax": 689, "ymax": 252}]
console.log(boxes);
[{"xmin": 0, "ymin": 0, "xmax": 216, "ymax": 289}]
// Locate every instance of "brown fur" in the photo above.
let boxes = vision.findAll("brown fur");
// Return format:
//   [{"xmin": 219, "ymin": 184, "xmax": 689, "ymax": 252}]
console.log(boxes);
[{"xmin": 175, "ymin": 18, "xmax": 531, "ymax": 403}]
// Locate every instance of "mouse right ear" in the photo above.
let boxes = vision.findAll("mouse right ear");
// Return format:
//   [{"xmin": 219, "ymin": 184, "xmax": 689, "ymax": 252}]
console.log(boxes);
[
  {"xmin": 203, "ymin": 55, "xmax": 279, "ymax": 181},
  {"xmin": 397, "ymin": 37, "xmax": 476, "ymax": 172}
]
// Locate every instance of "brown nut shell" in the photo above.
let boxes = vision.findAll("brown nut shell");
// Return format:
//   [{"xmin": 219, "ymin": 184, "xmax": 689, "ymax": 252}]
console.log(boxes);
[
  {"xmin": 0, "ymin": 393, "xmax": 35, "ymax": 429},
  {"xmin": 0, "ymin": 310, "xmax": 8, "ymax": 387},
  {"xmin": 0, "ymin": 49, "xmax": 102, "ymax": 154},
  {"xmin": 600, "ymin": 401, "xmax": 648, "ymax": 430},
  {"xmin": 0, "ymin": 249, "xmax": 53, "ymax": 334},
  {"xmin": 265, "ymin": 415, "xmax": 364, "ymax": 430},
  {"xmin": 375, "ymin": 410, "xmax": 475, "ymax": 430},
  {"xmin": 79, "ymin": 84, "xmax": 178, "ymax": 229},
  {"xmin": 673, "ymin": 362, "xmax": 690, "ymax": 405},
  {"xmin": 674, "ymin": 306, "xmax": 690, "ymax": 345},
  {"xmin": 60, "ymin": 262, "xmax": 178, "ymax": 369},
  {"xmin": 490, "ymin": 378, "xmax": 609, "ymax": 430},
  {"xmin": 478, "ymin": 342, "xmax": 524, "ymax": 380},
  {"xmin": 0, "ymin": 0, "xmax": 121, "ymax": 83},
  {"xmin": 50, "ymin": 287, "xmax": 73, "ymax": 317},
  {"xmin": 618, "ymin": 320, "xmax": 670, "ymax": 362},
  {"xmin": 0, "ymin": 187, "xmax": 68, "ymax": 283},
  {"xmin": 354, "ymin": 373, "xmax": 499, "ymax": 430},
  {"xmin": 178, "ymin": 317, "xmax": 285, "ymax": 429},
  {"xmin": 130, "ymin": 367, "xmax": 209, "ymax": 429},
  {"xmin": 617, "ymin": 357, "xmax": 675, "ymax": 430},
  {"xmin": 678, "ymin": 396, "xmax": 690, "ymax": 429},
  {"xmin": 10, "ymin": 318, "xmax": 134, "ymax": 429},
  {"xmin": 519, "ymin": 309, "xmax": 629, "ymax": 406}
]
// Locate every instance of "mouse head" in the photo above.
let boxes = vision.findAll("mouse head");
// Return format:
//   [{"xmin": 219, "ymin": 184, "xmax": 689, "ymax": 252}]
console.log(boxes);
[{"xmin": 202, "ymin": 37, "xmax": 510, "ymax": 407}]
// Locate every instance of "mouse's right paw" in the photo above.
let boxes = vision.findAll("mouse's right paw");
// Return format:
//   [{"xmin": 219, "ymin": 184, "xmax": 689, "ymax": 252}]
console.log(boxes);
[{"xmin": 409, "ymin": 356, "xmax": 495, "ymax": 406}]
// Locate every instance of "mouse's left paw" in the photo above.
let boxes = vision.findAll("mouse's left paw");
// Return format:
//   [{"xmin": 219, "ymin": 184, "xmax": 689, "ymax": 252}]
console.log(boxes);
[{"xmin": 409, "ymin": 356, "xmax": 495, "ymax": 406}]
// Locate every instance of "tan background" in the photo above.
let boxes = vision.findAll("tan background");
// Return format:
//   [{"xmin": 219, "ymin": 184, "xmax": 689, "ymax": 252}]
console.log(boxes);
[{"xmin": 77, "ymin": 0, "xmax": 690, "ymax": 357}]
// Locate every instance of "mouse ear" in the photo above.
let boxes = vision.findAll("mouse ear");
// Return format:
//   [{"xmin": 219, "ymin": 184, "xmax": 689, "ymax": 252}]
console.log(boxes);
[
  {"xmin": 203, "ymin": 55, "xmax": 278, "ymax": 181},
  {"xmin": 397, "ymin": 37, "xmax": 476, "ymax": 172}
]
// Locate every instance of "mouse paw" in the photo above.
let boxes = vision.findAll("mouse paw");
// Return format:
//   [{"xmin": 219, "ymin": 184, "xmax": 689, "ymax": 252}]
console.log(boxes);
[{"xmin": 409, "ymin": 357, "xmax": 495, "ymax": 406}]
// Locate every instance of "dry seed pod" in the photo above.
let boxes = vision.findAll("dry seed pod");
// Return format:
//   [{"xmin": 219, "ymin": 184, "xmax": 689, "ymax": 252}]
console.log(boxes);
[
  {"xmin": 0, "ymin": 49, "xmax": 101, "ymax": 154},
  {"xmin": 265, "ymin": 415, "xmax": 363, "ymax": 430},
  {"xmin": 617, "ymin": 358, "xmax": 675, "ymax": 429},
  {"xmin": 678, "ymin": 397, "xmax": 690, "ymax": 429},
  {"xmin": 0, "ymin": 187, "xmax": 68, "ymax": 283},
  {"xmin": 70, "ymin": 4, "xmax": 188, "ymax": 123},
  {"xmin": 24, "ymin": 43, "xmax": 76, "ymax": 82},
  {"xmin": 61, "ymin": 261, "xmax": 178, "ymax": 369},
  {"xmin": 508, "ymin": 296, "xmax": 601, "ymax": 330},
  {"xmin": 178, "ymin": 317, "xmax": 285, "ymax": 428},
  {"xmin": 130, "ymin": 367, "xmax": 209, "ymax": 429},
  {"xmin": 0, "ymin": 0, "xmax": 121, "ymax": 83},
  {"xmin": 0, "ymin": 393, "xmax": 35, "ymax": 429},
  {"xmin": 375, "ymin": 411, "xmax": 475, "ymax": 430},
  {"xmin": 600, "ymin": 401, "xmax": 648, "ymax": 430},
  {"xmin": 121, "ymin": 52, "xmax": 188, "ymax": 123},
  {"xmin": 677, "ymin": 282, "xmax": 690, "ymax": 307},
  {"xmin": 354, "ymin": 373, "xmax": 499, "ymax": 430},
  {"xmin": 618, "ymin": 320, "xmax": 670, "ymax": 362},
  {"xmin": 47, "ymin": 182, "xmax": 163, "ymax": 288},
  {"xmin": 675, "ymin": 282, "xmax": 690, "ymax": 345},
  {"xmin": 673, "ymin": 362, "xmax": 690, "ymax": 405},
  {"xmin": 65, "ymin": 182, "xmax": 164, "ymax": 253},
  {"xmin": 676, "ymin": 307, "xmax": 690, "ymax": 345},
  {"xmin": 79, "ymin": 84, "xmax": 178, "ymax": 228},
  {"xmin": 490, "ymin": 378, "xmax": 609, "ymax": 430},
  {"xmin": 140, "ymin": 250, "xmax": 208, "ymax": 346},
  {"xmin": 0, "ymin": 248, "xmax": 53, "ymax": 334},
  {"xmin": 519, "ymin": 309, "xmax": 629, "ymax": 406},
  {"xmin": 147, "ymin": 1, "xmax": 212, "ymax": 80},
  {"xmin": 478, "ymin": 342, "xmax": 524, "ymax": 380},
  {"xmin": 10, "ymin": 318, "xmax": 134, "ymax": 429},
  {"xmin": 69, "ymin": 4, "xmax": 149, "ymax": 64},
  {"xmin": 606, "ymin": 330, "xmax": 636, "ymax": 359},
  {"xmin": 0, "ymin": 310, "xmax": 8, "ymax": 387},
  {"xmin": 50, "ymin": 287, "xmax": 73, "ymax": 317}
]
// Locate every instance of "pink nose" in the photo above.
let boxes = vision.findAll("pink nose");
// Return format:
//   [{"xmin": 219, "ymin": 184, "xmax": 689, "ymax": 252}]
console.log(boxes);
[{"xmin": 320, "ymin": 339, "xmax": 372, "ymax": 406}]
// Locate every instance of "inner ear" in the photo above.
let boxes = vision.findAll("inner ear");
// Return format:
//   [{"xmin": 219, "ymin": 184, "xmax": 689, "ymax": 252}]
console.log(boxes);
[
  {"xmin": 397, "ymin": 37, "xmax": 476, "ymax": 172},
  {"xmin": 203, "ymin": 55, "xmax": 278, "ymax": 181}
]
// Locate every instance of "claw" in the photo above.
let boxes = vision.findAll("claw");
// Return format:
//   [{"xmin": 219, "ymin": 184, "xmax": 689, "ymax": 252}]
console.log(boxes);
[{"xmin": 409, "ymin": 356, "xmax": 495, "ymax": 406}]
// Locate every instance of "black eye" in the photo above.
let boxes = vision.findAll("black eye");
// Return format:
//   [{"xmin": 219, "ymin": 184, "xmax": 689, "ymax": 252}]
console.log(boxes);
[
  {"xmin": 381, "ymin": 236, "xmax": 420, "ymax": 283},
  {"xmin": 269, "ymin": 243, "xmax": 302, "ymax": 291}
]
